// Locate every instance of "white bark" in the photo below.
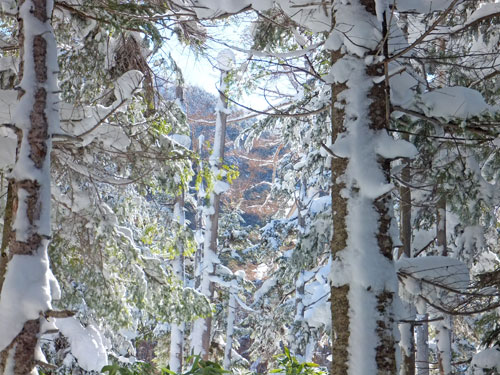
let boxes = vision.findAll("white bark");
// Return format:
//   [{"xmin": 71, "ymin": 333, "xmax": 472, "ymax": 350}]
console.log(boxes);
[
  {"xmin": 170, "ymin": 198, "xmax": 185, "ymax": 373},
  {"xmin": 435, "ymin": 317, "xmax": 452, "ymax": 375},
  {"xmin": 190, "ymin": 66, "xmax": 229, "ymax": 358},
  {"xmin": 223, "ymin": 281, "xmax": 237, "ymax": 369}
]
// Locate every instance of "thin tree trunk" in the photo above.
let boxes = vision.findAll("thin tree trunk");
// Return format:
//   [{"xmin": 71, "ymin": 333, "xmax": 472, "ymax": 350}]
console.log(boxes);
[
  {"xmin": 291, "ymin": 178, "xmax": 307, "ymax": 358},
  {"xmin": 435, "ymin": 195, "xmax": 452, "ymax": 375},
  {"xmin": 170, "ymin": 193, "xmax": 185, "ymax": 373},
  {"xmin": 436, "ymin": 196, "xmax": 447, "ymax": 256},
  {"xmin": 0, "ymin": 0, "xmax": 59, "ymax": 373},
  {"xmin": 223, "ymin": 281, "xmax": 237, "ymax": 369},
  {"xmin": 399, "ymin": 134, "xmax": 415, "ymax": 375},
  {"xmin": 330, "ymin": 2, "xmax": 397, "ymax": 374},
  {"xmin": 415, "ymin": 312, "xmax": 429, "ymax": 375},
  {"xmin": 0, "ymin": 181, "xmax": 14, "ymax": 293},
  {"xmin": 191, "ymin": 66, "xmax": 229, "ymax": 359},
  {"xmin": 400, "ymin": 304, "xmax": 416, "ymax": 375},
  {"xmin": 169, "ymin": 77, "xmax": 187, "ymax": 375},
  {"xmin": 291, "ymin": 270, "xmax": 306, "ymax": 358}
]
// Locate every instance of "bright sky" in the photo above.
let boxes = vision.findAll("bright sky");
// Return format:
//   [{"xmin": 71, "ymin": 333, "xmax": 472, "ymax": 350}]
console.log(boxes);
[
  {"xmin": 165, "ymin": 15, "xmax": 278, "ymax": 112},
  {"xmin": 168, "ymin": 41, "xmax": 220, "ymax": 95}
]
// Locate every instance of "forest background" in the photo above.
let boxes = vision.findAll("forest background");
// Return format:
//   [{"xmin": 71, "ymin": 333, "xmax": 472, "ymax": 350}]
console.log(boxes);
[{"xmin": 0, "ymin": 0, "xmax": 499, "ymax": 375}]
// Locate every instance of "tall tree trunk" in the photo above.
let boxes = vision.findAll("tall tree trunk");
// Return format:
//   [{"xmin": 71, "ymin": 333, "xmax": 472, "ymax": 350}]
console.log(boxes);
[
  {"xmin": 0, "ymin": 0, "xmax": 59, "ymax": 373},
  {"xmin": 191, "ymin": 65, "xmax": 229, "ymax": 359},
  {"xmin": 291, "ymin": 270, "xmax": 306, "ymax": 358},
  {"xmin": 399, "ymin": 135, "xmax": 415, "ymax": 375},
  {"xmin": 169, "ymin": 77, "xmax": 187, "ymax": 374},
  {"xmin": 0, "ymin": 181, "xmax": 14, "ymax": 293},
  {"xmin": 223, "ymin": 280, "xmax": 237, "ymax": 369},
  {"xmin": 436, "ymin": 196, "xmax": 447, "ymax": 256},
  {"xmin": 170, "ymin": 193, "xmax": 185, "ymax": 373},
  {"xmin": 435, "ymin": 195, "xmax": 452, "ymax": 375},
  {"xmin": 330, "ymin": 2, "xmax": 399, "ymax": 374},
  {"xmin": 415, "ymin": 310, "xmax": 429, "ymax": 375},
  {"xmin": 291, "ymin": 178, "xmax": 307, "ymax": 358}
]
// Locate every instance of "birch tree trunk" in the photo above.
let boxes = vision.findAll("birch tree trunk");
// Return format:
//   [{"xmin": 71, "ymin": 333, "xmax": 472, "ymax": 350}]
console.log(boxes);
[
  {"xmin": 191, "ymin": 62, "xmax": 230, "ymax": 358},
  {"xmin": 330, "ymin": 1, "xmax": 399, "ymax": 373},
  {"xmin": 0, "ymin": 0, "xmax": 59, "ymax": 373}
]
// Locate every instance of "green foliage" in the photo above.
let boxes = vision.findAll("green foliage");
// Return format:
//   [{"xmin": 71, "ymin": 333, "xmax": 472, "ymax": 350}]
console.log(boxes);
[
  {"xmin": 270, "ymin": 348, "xmax": 326, "ymax": 375},
  {"xmin": 102, "ymin": 361, "xmax": 158, "ymax": 375},
  {"xmin": 196, "ymin": 162, "xmax": 239, "ymax": 196},
  {"xmin": 101, "ymin": 356, "xmax": 229, "ymax": 375},
  {"xmin": 182, "ymin": 356, "xmax": 231, "ymax": 375}
]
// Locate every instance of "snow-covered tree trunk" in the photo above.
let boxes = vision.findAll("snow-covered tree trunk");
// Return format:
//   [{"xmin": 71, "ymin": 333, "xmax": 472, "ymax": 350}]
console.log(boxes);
[
  {"xmin": 400, "ymin": 304, "xmax": 416, "ymax": 375},
  {"xmin": 0, "ymin": 181, "xmax": 14, "ymax": 293},
  {"xmin": 290, "ymin": 270, "xmax": 306, "ymax": 358},
  {"xmin": 434, "ymin": 316, "xmax": 452, "ymax": 375},
  {"xmin": 435, "ymin": 196, "xmax": 452, "ymax": 375},
  {"xmin": 169, "ymin": 77, "xmax": 187, "ymax": 375},
  {"xmin": 415, "ymin": 311, "xmax": 429, "ymax": 375},
  {"xmin": 329, "ymin": 1, "xmax": 412, "ymax": 374},
  {"xmin": 223, "ymin": 280, "xmax": 237, "ymax": 369},
  {"xmin": 436, "ymin": 196, "xmax": 447, "ymax": 256},
  {"xmin": 0, "ymin": 0, "xmax": 60, "ymax": 373},
  {"xmin": 191, "ymin": 53, "xmax": 232, "ymax": 358},
  {"xmin": 170, "ymin": 194, "xmax": 185, "ymax": 373},
  {"xmin": 291, "ymin": 179, "xmax": 307, "ymax": 358},
  {"xmin": 399, "ymin": 135, "xmax": 415, "ymax": 375}
]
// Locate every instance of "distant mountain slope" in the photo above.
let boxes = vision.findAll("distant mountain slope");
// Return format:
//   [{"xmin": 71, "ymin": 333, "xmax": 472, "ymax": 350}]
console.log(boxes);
[{"xmin": 169, "ymin": 85, "xmax": 282, "ymax": 226}]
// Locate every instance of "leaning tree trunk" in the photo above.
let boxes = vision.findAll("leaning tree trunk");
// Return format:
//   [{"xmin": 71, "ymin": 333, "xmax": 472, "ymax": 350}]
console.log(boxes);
[
  {"xmin": 329, "ymin": 1, "xmax": 410, "ymax": 374},
  {"xmin": 0, "ymin": 0, "xmax": 59, "ymax": 373}
]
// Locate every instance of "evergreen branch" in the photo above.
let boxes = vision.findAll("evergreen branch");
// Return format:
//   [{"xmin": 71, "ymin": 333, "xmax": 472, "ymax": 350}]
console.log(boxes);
[
  {"xmin": 220, "ymin": 89, "xmax": 327, "ymax": 118},
  {"xmin": 392, "ymin": 105, "xmax": 495, "ymax": 138},
  {"xmin": 450, "ymin": 10, "xmax": 500, "ymax": 35},
  {"xmin": 388, "ymin": 0, "xmax": 461, "ymax": 62}
]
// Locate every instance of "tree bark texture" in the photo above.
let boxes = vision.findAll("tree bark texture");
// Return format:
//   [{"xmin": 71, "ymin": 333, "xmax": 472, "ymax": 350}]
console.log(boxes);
[
  {"xmin": 0, "ymin": 0, "xmax": 58, "ymax": 373},
  {"xmin": 330, "ymin": 1, "xmax": 397, "ymax": 374},
  {"xmin": 0, "ymin": 181, "xmax": 14, "ymax": 294},
  {"xmin": 330, "ymin": 48, "xmax": 350, "ymax": 375}
]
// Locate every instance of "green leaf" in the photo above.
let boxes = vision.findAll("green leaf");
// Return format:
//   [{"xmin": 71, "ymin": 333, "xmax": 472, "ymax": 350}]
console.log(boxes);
[
  {"xmin": 284, "ymin": 346, "xmax": 290, "ymax": 358},
  {"xmin": 304, "ymin": 363, "xmax": 319, "ymax": 368},
  {"xmin": 162, "ymin": 368, "xmax": 178, "ymax": 375}
]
